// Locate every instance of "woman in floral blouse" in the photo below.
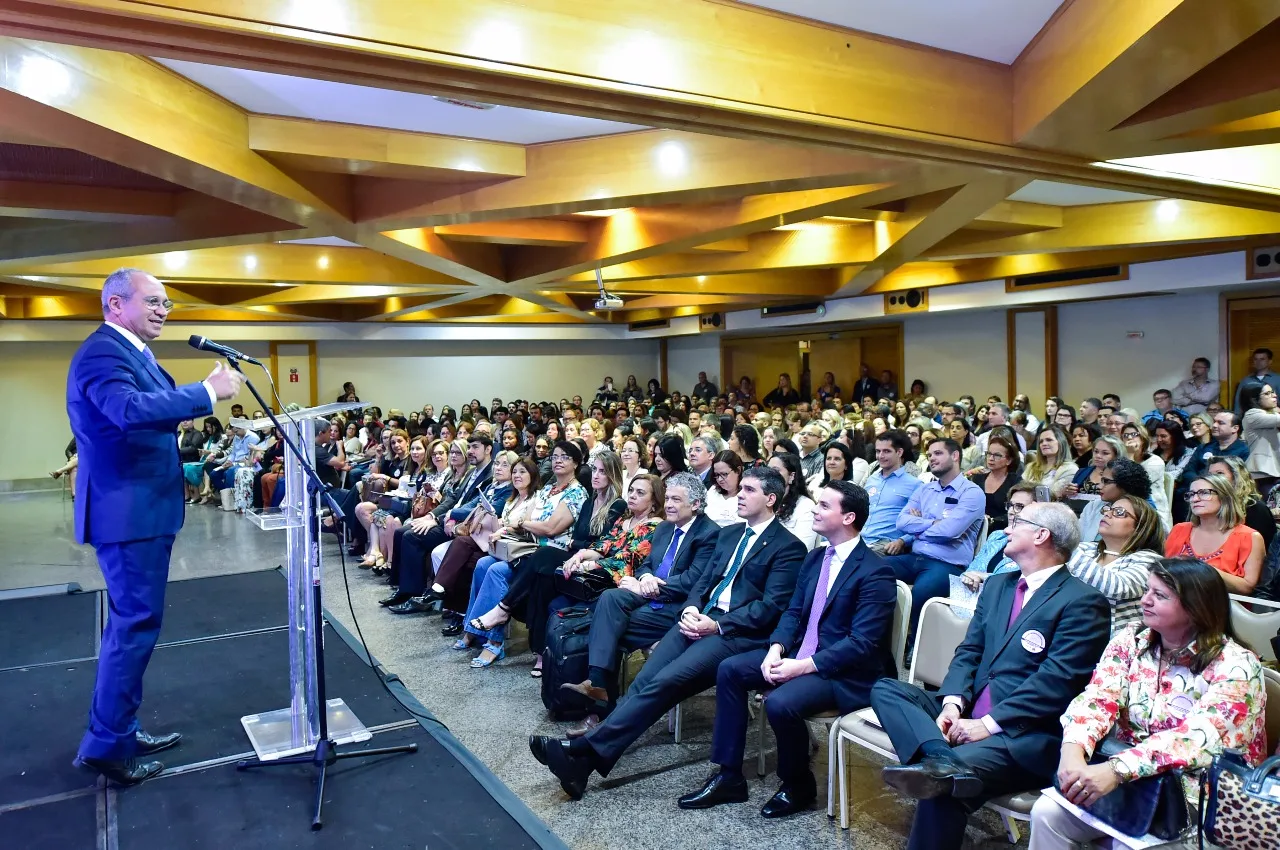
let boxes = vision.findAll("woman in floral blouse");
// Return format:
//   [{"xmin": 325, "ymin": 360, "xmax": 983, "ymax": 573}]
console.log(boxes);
[{"xmin": 1028, "ymin": 557, "xmax": 1268, "ymax": 849}]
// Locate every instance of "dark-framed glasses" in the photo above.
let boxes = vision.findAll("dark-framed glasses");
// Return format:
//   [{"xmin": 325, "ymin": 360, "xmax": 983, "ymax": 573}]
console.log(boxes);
[
  {"xmin": 1100, "ymin": 504, "xmax": 1132, "ymax": 518},
  {"xmin": 1186, "ymin": 488, "xmax": 1215, "ymax": 502}
]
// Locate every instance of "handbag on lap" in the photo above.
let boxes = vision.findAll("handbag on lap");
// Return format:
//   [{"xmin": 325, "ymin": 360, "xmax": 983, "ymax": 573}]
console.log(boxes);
[
  {"xmin": 1199, "ymin": 750, "xmax": 1280, "ymax": 849},
  {"xmin": 490, "ymin": 530, "xmax": 537, "ymax": 563},
  {"xmin": 1055, "ymin": 735, "xmax": 1189, "ymax": 841}
]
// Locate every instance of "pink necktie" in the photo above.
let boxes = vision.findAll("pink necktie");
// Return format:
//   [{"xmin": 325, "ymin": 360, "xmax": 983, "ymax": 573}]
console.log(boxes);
[
  {"xmin": 970, "ymin": 577, "xmax": 1027, "ymax": 719},
  {"xmin": 796, "ymin": 547, "xmax": 837, "ymax": 660}
]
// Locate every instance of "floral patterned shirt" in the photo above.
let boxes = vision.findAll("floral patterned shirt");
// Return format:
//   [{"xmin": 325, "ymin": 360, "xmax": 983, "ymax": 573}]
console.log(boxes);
[
  {"xmin": 1060, "ymin": 626, "xmax": 1268, "ymax": 805},
  {"xmin": 594, "ymin": 516, "xmax": 661, "ymax": 581},
  {"xmin": 531, "ymin": 481, "xmax": 589, "ymax": 551}
]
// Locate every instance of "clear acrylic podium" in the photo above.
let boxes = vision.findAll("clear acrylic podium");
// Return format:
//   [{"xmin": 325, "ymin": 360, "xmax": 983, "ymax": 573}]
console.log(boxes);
[{"xmin": 241, "ymin": 401, "xmax": 371, "ymax": 760}]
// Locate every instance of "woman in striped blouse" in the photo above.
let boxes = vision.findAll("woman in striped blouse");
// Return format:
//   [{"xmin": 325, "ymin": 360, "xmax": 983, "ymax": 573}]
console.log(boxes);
[{"xmin": 1064, "ymin": 495, "xmax": 1165, "ymax": 634}]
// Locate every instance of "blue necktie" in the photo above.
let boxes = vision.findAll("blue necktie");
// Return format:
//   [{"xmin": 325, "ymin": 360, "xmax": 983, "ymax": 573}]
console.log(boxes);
[
  {"xmin": 703, "ymin": 528, "xmax": 755, "ymax": 614},
  {"xmin": 142, "ymin": 347, "xmax": 157, "ymax": 364},
  {"xmin": 649, "ymin": 528, "xmax": 684, "ymax": 610}
]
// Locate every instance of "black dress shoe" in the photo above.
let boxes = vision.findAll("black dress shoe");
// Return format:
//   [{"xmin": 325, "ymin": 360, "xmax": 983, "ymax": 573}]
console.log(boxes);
[
  {"xmin": 678, "ymin": 772, "xmax": 749, "ymax": 809},
  {"xmin": 379, "ymin": 591, "xmax": 412, "ymax": 607},
  {"xmin": 529, "ymin": 734, "xmax": 558, "ymax": 766},
  {"xmin": 135, "ymin": 730, "xmax": 183, "ymax": 756},
  {"xmin": 75, "ymin": 756, "xmax": 163, "ymax": 787},
  {"xmin": 440, "ymin": 620, "xmax": 463, "ymax": 637},
  {"xmin": 882, "ymin": 752, "xmax": 983, "ymax": 800},
  {"xmin": 388, "ymin": 598, "xmax": 433, "ymax": 615},
  {"xmin": 760, "ymin": 783, "xmax": 817, "ymax": 818},
  {"xmin": 540, "ymin": 737, "xmax": 593, "ymax": 801},
  {"xmin": 417, "ymin": 588, "xmax": 444, "ymax": 605}
]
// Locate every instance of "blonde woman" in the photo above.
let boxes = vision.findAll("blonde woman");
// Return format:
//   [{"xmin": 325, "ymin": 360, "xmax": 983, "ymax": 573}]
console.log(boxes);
[
  {"xmin": 1165, "ymin": 474, "xmax": 1264, "ymax": 595},
  {"xmin": 1022, "ymin": 426, "xmax": 1079, "ymax": 499},
  {"xmin": 579, "ymin": 418, "xmax": 607, "ymax": 460}
]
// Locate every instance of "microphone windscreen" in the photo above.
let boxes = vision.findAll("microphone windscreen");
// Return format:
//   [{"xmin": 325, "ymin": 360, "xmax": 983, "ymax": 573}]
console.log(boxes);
[{"xmin": 188, "ymin": 334, "xmax": 204, "ymax": 349}]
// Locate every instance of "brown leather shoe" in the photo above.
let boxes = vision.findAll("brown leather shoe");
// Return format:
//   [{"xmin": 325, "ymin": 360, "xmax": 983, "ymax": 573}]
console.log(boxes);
[
  {"xmin": 559, "ymin": 680, "xmax": 608, "ymax": 704},
  {"xmin": 566, "ymin": 714, "xmax": 600, "ymax": 738}
]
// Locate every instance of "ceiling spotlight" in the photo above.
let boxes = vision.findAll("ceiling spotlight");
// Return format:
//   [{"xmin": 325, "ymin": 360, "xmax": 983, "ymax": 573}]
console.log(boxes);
[
  {"xmin": 244, "ymin": 255, "xmax": 258, "ymax": 271},
  {"xmin": 317, "ymin": 254, "xmax": 330, "ymax": 270},
  {"xmin": 697, "ymin": 275, "xmax": 707, "ymax": 283},
  {"xmin": 162, "ymin": 251, "xmax": 187, "ymax": 271},
  {"xmin": 1156, "ymin": 199, "xmax": 1179, "ymax": 222}
]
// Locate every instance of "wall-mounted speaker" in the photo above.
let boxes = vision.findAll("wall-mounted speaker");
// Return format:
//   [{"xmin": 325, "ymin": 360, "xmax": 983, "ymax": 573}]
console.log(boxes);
[
  {"xmin": 883, "ymin": 289, "xmax": 928, "ymax": 315},
  {"xmin": 699, "ymin": 312, "xmax": 723, "ymax": 331},
  {"xmin": 1248, "ymin": 246, "xmax": 1280, "ymax": 280}
]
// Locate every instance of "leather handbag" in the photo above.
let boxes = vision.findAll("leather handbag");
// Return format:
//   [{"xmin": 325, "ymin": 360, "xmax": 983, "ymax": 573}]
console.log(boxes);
[
  {"xmin": 555, "ymin": 567, "xmax": 616, "ymax": 603},
  {"xmin": 1056, "ymin": 735, "xmax": 1189, "ymax": 840},
  {"xmin": 491, "ymin": 530, "xmax": 538, "ymax": 563},
  {"xmin": 1199, "ymin": 750, "xmax": 1280, "ymax": 849}
]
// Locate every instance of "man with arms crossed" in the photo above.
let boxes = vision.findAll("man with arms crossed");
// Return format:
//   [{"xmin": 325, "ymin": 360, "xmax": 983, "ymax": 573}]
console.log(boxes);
[{"xmin": 69, "ymin": 268, "xmax": 243, "ymax": 785}]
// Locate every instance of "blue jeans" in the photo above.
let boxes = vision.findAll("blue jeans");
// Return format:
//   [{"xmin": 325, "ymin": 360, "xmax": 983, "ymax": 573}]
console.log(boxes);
[
  {"xmin": 464, "ymin": 556, "xmax": 510, "ymax": 644},
  {"xmin": 209, "ymin": 466, "xmax": 234, "ymax": 491},
  {"xmin": 880, "ymin": 552, "xmax": 965, "ymax": 629}
]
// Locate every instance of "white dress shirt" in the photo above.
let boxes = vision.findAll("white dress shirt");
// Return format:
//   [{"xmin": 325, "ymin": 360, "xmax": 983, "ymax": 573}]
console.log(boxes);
[
  {"xmin": 945, "ymin": 564, "xmax": 1065, "ymax": 734},
  {"xmin": 821, "ymin": 535, "xmax": 861, "ymax": 593},
  {"xmin": 106, "ymin": 321, "xmax": 218, "ymax": 408},
  {"xmin": 714, "ymin": 516, "xmax": 775, "ymax": 611}
]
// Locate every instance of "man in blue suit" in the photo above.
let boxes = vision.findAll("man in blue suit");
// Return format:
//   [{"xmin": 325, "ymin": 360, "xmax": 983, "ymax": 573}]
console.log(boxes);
[
  {"xmin": 68, "ymin": 268, "xmax": 243, "ymax": 786},
  {"xmin": 678, "ymin": 480, "xmax": 897, "ymax": 817}
]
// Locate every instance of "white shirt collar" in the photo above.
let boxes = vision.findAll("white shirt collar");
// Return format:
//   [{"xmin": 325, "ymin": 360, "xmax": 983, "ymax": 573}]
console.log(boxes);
[
  {"xmin": 676, "ymin": 516, "xmax": 698, "ymax": 535},
  {"xmin": 743, "ymin": 515, "xmax": 775, "ymax": 537},
  {"xmin": 1019, "ymin": 563, "xmax": 1064, "ymax": 593},
  {"xmin": 829, "ymin": 535, "xmax": 860, "ymax": 566},
  {"xmin": 104, "ymin": 320, "xmax": 147, "ymax": 353}
]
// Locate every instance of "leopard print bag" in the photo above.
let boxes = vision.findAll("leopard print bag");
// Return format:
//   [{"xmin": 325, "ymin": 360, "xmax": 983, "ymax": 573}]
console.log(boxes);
[{"xmin": 1199, "ymin": 749, "xmax": 1280, "ymax": 850}]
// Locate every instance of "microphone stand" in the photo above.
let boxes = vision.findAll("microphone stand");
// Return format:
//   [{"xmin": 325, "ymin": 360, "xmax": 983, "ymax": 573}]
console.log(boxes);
[{"xmin": 222, "ymin": 357, "xmax": 416, "ymax": 830}]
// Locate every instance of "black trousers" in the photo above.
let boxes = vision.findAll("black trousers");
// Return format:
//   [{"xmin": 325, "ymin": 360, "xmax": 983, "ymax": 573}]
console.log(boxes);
[
  {"xmin": 583, "ymin": 618, "xmax": 765, "ymax": 775},
  {"xmin": 868, "ymin": 678, "xmax": 1044, "ymax": 850},
  {"xmin": 500, "ymin": 547, "xmax": 571, "ymax": 651},
  {"xmin": 395, "ymin": 526, "xmax": 449, "ymax": 595},
  {"xmin": 586, "ymin": 588, "xmax": 680, "ymax": 672},
  {"xmin": 711, "ymin": 650, "xmax": 841, "ymax": 785}
]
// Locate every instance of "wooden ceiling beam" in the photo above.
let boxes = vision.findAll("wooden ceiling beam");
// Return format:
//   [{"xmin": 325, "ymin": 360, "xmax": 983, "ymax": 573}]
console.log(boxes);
[
  {"xmin": 0, "ymin": 180, "xmax": 175, "ymax": 222},
  {"xmin": 547, "ymin": 268, "xmax": 839, "ymax": 297},
  {"xmin": 434, "ymin": 219, "xmax": 589, "ymax": 247}
]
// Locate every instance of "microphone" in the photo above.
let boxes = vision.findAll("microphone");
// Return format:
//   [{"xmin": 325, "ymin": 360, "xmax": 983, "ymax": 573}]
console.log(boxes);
[{"xmin": 188, "ymin": 335, "xmax": 263, "ymax": 366}]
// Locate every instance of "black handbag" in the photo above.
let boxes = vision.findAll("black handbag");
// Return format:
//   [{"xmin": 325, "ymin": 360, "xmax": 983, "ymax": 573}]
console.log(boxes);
[
  {"xmin": 1055, "ymin": 735, "xmax": 1189, "ymax": 840},
  {"xmin": 555, "ymin": 568, "xmax": 616, "ymax": 603}
]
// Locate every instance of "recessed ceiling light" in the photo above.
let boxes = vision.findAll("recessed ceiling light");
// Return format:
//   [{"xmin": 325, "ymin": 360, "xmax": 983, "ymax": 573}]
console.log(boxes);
[
  {"xmin": 162, "ymin": 251, "xmax": 187, "ymax": 271},
  {"xmin": 697, "ymin": 275, "xmax": 707, "ymax": 283},
  {"xmin": 244, "ymin": 255, "xmax": 258, "ymax": 271},
  {"xmin": 1156, "ymin": 199, "xmax": 1179, "ymax": 222},
  {"xmin": 317, "ymin": 254, "xmax": 330, "ymax": 270}
]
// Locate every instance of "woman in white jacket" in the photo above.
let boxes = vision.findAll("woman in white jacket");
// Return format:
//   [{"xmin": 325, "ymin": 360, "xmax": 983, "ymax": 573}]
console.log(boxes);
[
  {"xmin": 1242, "ymin": 382, "xmax": 1280, "ymax": 496},
  {"xmin": 1020, "ymin": 426, "xmax": 1078, "ymax": 500}
]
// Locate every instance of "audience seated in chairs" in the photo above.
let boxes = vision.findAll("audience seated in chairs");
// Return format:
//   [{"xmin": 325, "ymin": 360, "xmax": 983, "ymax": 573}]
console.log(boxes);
[
  {"xmin": 476, "ymin": 450, "xmax": 627, "ymax": 675},
  {"xmin": 704, "ymin": 450, "xmax": 745, "ymax": 527},
  {"xmin": 678, "ymin": 480, "xmax": 897, "ymax": 819},
  {"xmin": 861, "ymin": 430, "xmax": 923, "ymax": 557},
  {"xmin": 182, "ymin": 417, "xmax": 222, "ymax": 504},
  {"xmin": 767, "ymin": 452, "xmax": 817, "ymax": 550},
  {"xmin": 969, "ymin": 433, "xmax": 1023, "ymax": 534},
  {"xmin": 351, "ymin": 428, "xmax": 412, "ymax": 566},
  {"xmin": 1063, "ymin": 495, "xmax": 1165, "ymax": 634},
  {"xmin": 360, "ymin": 436, "xmax": 430, "ymax": 570},
  {"xmin": 1022, "ymin": 426, "xmax": 1078, "ymax": 501},
  {"xmin": 1076, "ymin": 456, "xmax": 1152, "ymax": 544},
  {"xmin": 558, "ymin": 470, "xmax": 721, "ymax": 737},
  {"xmin": 1028, "ymin": 557, "xmax": 1269, "ymax": 849},
  {"xmin": 207, "ymin": 420, "xmax": 260, "ymax": 512},
  {"xmin": 530, "ymin": 466, "xmax": 806, "ymax": 799},
  {"xmin": 1064, "ymin": 434, "xmax": 1125, "ymax": 515},
  {"xmin": 1119, "ymin": 422, "xmax": 1172, "ymax": 530},
  {"xmin": 464, "ymin": 440, "xmax": 590, "ymax": 670},
  {"xmin": 869, "ymin": 502, "xmax": 1110, "ymax": 850},
  {"xmin": 1207, "ymin": 454, "xmax": 1277, "ymax": 554},
  {"xmin": 1166, "ymin": 473, "xmax": 1264, "ymax": 595}
]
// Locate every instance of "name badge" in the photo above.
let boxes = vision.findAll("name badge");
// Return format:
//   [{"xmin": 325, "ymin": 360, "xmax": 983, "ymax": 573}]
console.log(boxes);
[
  {"xmin": 867, "ymin": 487, "xmax": 879, "ymax": 498},
  {"xmin": 1167, "ymin": 694, "xmax": 1195, "ymax": 720},
  {"xmin": 1020, "ymin": 630, "xmax": 1046, "ymax": 654}
]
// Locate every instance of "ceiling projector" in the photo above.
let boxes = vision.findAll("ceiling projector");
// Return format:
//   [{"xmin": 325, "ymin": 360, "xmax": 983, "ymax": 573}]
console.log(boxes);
[{"xmin": 594, "ymin": 294, "xmax": 624, "ymax": 310}]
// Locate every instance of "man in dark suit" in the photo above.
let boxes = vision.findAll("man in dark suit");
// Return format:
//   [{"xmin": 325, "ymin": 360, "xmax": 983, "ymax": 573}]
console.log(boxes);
[
  {"xmin": 869, "ymin": 502, "xmax": 1110, "ymax": 850},
  {"xmin": 531, "ymin": 466, "xmax": 806, "ymax": 799},
  {"xmin": 687, "ymin": 434, "xmax": 720, "ymax": 490},
  {"xmin": 557, "ymin": 471, "xmax": 722, "ymax": 735},
  {"xmin": 851, "ymin": 364, "xmax": 881, "ymax": 405},
  {"xmin": 382, "ymin": 435, "xmax": 493, "ymax": 609},
  {"xmin": 68, "ymin": 268, "xmax": 244, "ymax": 785},
  {"xmin": 678, "ymin": 480, "xmax": 897, "ymax": 817}
]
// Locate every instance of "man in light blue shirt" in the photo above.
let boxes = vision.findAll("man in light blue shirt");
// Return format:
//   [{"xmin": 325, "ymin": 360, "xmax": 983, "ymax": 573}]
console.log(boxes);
[
  {"xmin": 882, "ymin": 438, "xmax": 985, "ymax": 629},
  {"xmin": 862, "ymin": 430, "xmax": 922, "ymax": 555}
]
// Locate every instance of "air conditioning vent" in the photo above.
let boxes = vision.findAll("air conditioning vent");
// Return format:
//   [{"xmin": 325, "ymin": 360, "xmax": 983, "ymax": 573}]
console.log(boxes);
[
  {"xmin": 699, "ymin": 312, "xmax": 723, "ymax": 332},
  {"xmin": 1007, "ymin": 265, "xmax": 1126, "ymax": 291},
  {"xmin": 1248, "ymin": 246, "xmax": 1280, "ymax": 279},
  {"xmin": 628, "ymin": 318, "xmax": 669, "ymax": 331},
  {"xmin": 884, "ymin": 289, "xmax": 928, "ymax": 314},
  {"xmin": 760, "ymin": 301, "xmax": 824, "ymax": 318}
]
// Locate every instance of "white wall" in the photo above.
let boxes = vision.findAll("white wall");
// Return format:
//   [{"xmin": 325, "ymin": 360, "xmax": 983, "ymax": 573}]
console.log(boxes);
[
  {"xmin": 902, "ymin": 309, "xmax": 1008, "ymax": 403},
  {"xmin": 666, "ymin": 334, "xmax": 722, "ymax": 396},
  {"xmin": 1057, "ymin": 291, "xmax": 1220, "ymax": 409}
]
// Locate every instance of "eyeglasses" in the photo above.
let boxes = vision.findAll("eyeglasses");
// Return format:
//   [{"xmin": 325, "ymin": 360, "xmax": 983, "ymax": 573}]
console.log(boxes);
[
  {"xmin": 139, "ymin": 296, "xmax": 174, "ymax": 311},
  {"xmin": 985, "ymin": 452, "xmax": 1007, "ymax": 460},
  {"xmin": 550, "ymin": 453, "xmax": 570, "ymax": 462},
  {"xmin": 1100, "ymin": 504, "xmax": 1132, "ymax": 518},
  {"xmin": 1186, "ymin": 489, "xmax": 1216, "ymax": 502},
  {"xmin": 1100, "ymin": 476, "xmax": 1116, "ymax": 485},
  {"xmin": 1006, "ymin": 502, "xmax": 1026, "ymax": 515},
  {"xmin": 1009, "ymin": 516, "xmax": 1051, "ymax": 533}
]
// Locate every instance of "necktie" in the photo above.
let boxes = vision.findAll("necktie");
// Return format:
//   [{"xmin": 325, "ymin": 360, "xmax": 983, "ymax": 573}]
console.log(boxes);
[
  {"xmin": 970, "ymin": 577, "xmax": 1028, "ymax": 719},
  {"xmin": 702, "ymin": 528, "xmax": 755, "ymax": 614},
  {"xmin": 142, "ymin": 347, "xmax": 157, "ymax": 364},
  {"xmin": 796, "ymin": 546, "xmax": 837, "ymax": 660},
  {"xmin": 649, "ymin": 528, "xmax": 684, "ymax": 610}
]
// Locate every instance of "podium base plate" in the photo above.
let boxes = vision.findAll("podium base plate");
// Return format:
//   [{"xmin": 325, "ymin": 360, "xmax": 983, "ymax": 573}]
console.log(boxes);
[{"xmin": 241, "ymin": 698, "xmax": 371, "ymax": 761}]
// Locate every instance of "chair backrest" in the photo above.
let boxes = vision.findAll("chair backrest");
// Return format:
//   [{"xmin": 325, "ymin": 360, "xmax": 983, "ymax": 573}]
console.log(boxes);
[
  {"xmin": 1264, "ymin": 669, "xmax": 1280, "ymax": 754},
  {"xmin": 908, "ymin": 597, "xmax": 971, "ymax": 689},
  {"xmin": 1229, "ymin": 597, "xmax": 1280, "ymax": 663},
  {"xmin": 974, "ymin": 515, "xmax": 990, "ymax": 553},
  {"xmin": 1163, "ymin": 471, "xmax": 1174, "ymax": 507},
  {"xmin": 891, "ymin": 580, "xmax": 910, "ymax": 673}
]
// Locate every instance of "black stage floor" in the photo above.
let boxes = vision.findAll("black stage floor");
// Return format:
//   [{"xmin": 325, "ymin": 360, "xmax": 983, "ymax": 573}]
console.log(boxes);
[{"xmin": 0, "ymin": 569, "xmax": 563, "ymax": 850}]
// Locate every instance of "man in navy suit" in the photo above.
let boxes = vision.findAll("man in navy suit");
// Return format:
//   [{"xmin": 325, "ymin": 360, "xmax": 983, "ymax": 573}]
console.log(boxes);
[
  {"xmin": 869, "ymin": 502, "xmax": 1110, "ymax": 850},
  {"xmin": 530, "ymin": 466, "xmax": 806, "ymax": 799},
  {"xmin": 556, "ymin": 470, "xmax": 722, "ymax": 735},
  {"xmin": 68, "ymin": 268, "xmax": 243, "ymax": 786},
  {"xmin": 678, "ymin": 480, "xmax": 897, "ymax": 817}
]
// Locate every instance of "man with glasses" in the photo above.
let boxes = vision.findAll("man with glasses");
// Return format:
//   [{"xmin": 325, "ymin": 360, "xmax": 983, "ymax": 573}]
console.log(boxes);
[
  {"xmin": 796, "ymin": 422, "xmax": 828, "ymax": 482},
  {"xmin": 531, "ymin": 467, "xmax": 806, "ymax": 800},
  {"xmin": 870, "ymin": 502, "xmax": 1110, "ymax": 850},
  {"xmin": 884, "ymin": 438, "xmax": 985, "ymax": 629},
  {"xmin": 68, "ymin": 268, "xmax": 244, "ymax": 786},
  {"xmin": 687, "ymin": 434, "xmax": 721, "ymax": 488}
]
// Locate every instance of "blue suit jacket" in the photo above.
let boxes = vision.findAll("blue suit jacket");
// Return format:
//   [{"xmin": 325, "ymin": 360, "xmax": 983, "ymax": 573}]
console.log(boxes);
[
  {"xmin": 67, "ymin": 325, "xmax": 214, "ymax": 545},
  {"xmin": 770, "ymin": 541, "xmax": 898, "ymax": 712}
]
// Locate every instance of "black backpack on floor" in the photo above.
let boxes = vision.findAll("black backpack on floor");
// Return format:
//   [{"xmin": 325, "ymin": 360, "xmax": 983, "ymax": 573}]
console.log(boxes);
[{"xmin": 541, "ymin": 605, "xmax": 595, "ymax": 720}]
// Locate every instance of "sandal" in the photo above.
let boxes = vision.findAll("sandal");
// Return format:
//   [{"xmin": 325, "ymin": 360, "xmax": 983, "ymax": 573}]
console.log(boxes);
[
  {"xmin": 470, "ymin": 642, "xmax": 505, "ymax": 669},
  {"xmin": 469, "ymin": 603, "xmax": 511, "ymax": 633},
  {"xmin": 452, "ymin": 637, "xmax": 474, "ymax": 651},
  {"xmin": 530, "ymin": 658, "xmax": 543, "ymax": 679},
  {"xmin": 358, "ymin": 554, "xmax": 385, "ymax": 570}
]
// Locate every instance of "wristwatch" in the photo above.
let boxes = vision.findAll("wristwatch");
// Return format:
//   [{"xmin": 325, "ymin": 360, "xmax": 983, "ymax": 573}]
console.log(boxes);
[{"xmin": 1107, "ymin": 757, "xmax": 1133, "ymax": 782}]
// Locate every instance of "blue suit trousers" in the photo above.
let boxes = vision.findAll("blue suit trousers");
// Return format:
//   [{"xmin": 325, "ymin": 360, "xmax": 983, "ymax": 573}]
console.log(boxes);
[{"xmin": 78, "ymin": 535, "xmax": 174, "ymax": 761}]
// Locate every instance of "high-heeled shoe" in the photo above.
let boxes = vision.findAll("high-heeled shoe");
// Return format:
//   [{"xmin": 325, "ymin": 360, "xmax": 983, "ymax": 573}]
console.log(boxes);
[
  {"xmin": 468, "ymin": 603, "xmax": 511, "ymax": 633},
  {"xmin": 358, "ymin": 554, "xmax": 385, "ymax": 570},
  {"xmin": 452, "ymin": 637, "xmax": 473, "ymax": 651},
  {"xmin": 470, "ymin": 642, "xmax": 505, "ymax": 669}
]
